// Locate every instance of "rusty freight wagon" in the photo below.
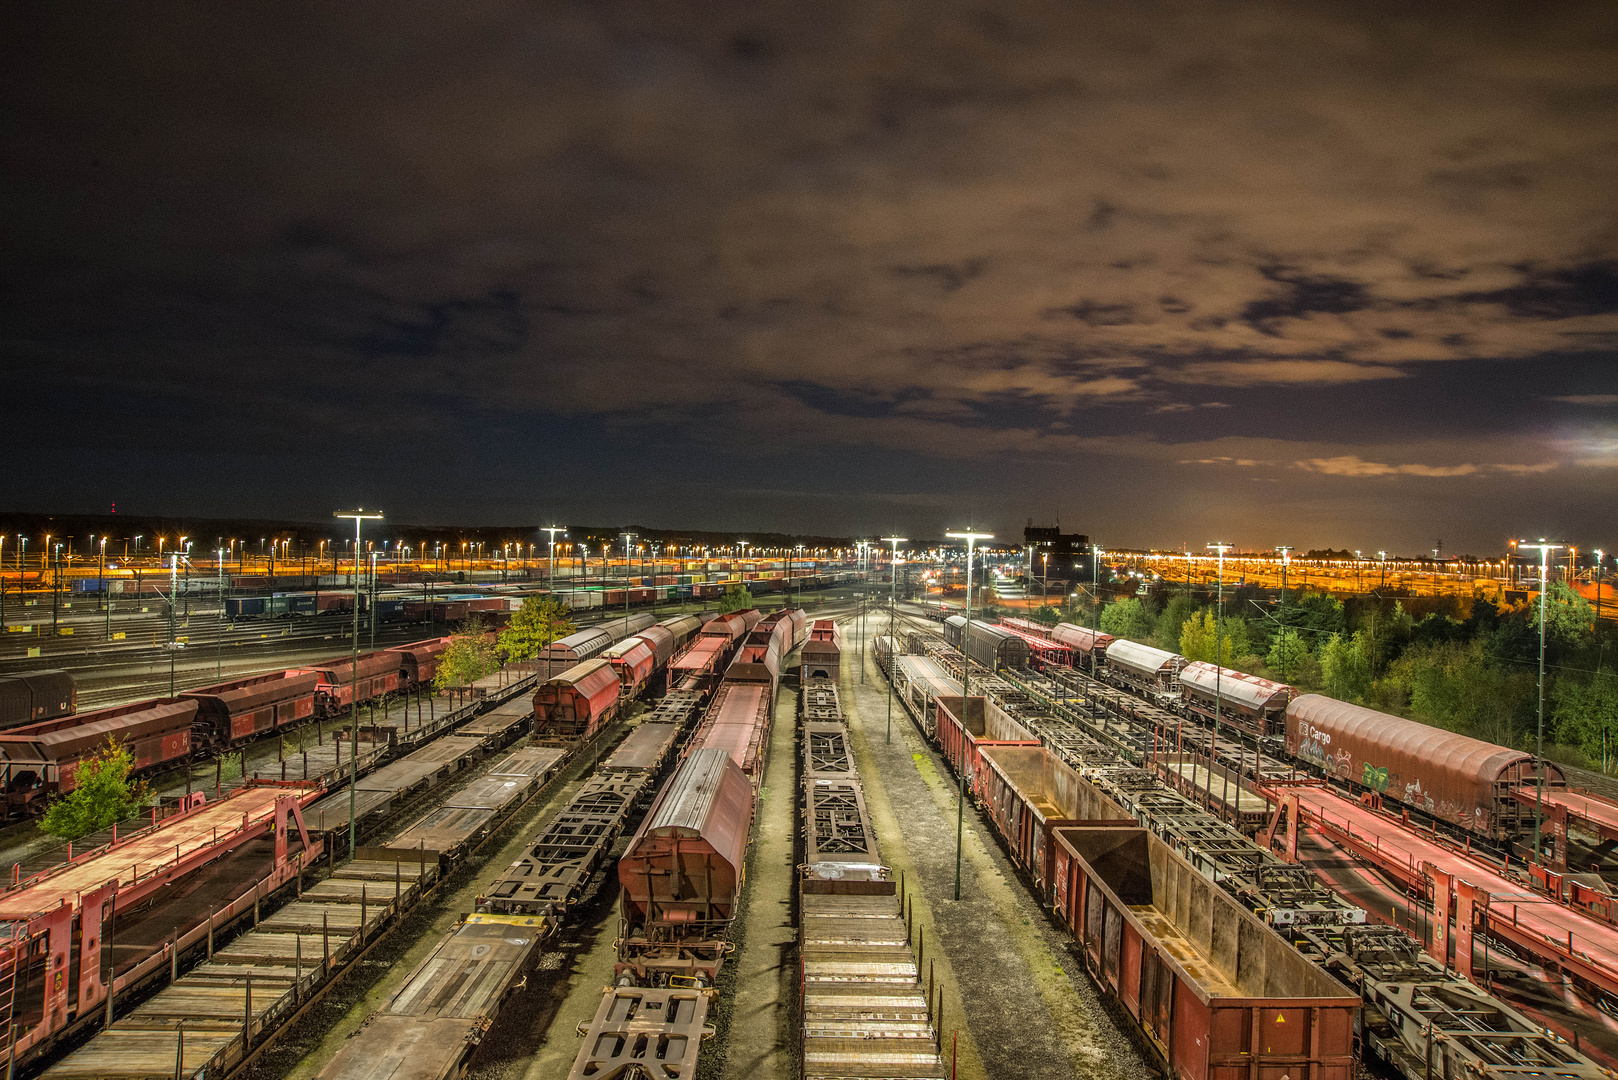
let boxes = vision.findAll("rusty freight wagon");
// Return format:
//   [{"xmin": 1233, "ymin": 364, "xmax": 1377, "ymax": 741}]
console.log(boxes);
[
  {"xmin": 977, "ymin": 744, "xmax": 1133, "ymax": 899},
  {"xmin": 182, "ymin": 670, "xmax": 320, "ymax": 747},
  {"xmin": 616, "ymin": 747, "xmax": 754, "ymax": 985},
  {"xmin": 1285, "ymin": 694, "xmax": 1563, "ymax": 840},
  {"xmin": 934, "ymin": 695, "xmax": 1039, "ymax": 800},
  {"xmin": 0, "ymin": 699, "xmax": 197, "ymax": 813},
  {"xmin": 1051, "ymin": 827, "xmax": 1358, "ymax": 1080},
  {"xmin": 299, "ymin": 650, "xmax": 405, "ymax": 711},
  {"xmin": 601, "ymin": 636, "xmax": 657, "ymax": 697},
  {"xmin": 1178, "ymin": 662, "xmax": 1293, "ymax": 740},
  {"xmin": 389, "ymin": 637, "xmax": 451, "ymax": 687},
  {"xmin": 800, "ymin": 619, "xmax": 841, "ymax": 681},
  {"xmin": 532, "ymin": 659, "xmax": 621, "ymax": 745},
  {"xmin": 1051, "ymin": 623, "xmax": 1114, "ymax": 672}
]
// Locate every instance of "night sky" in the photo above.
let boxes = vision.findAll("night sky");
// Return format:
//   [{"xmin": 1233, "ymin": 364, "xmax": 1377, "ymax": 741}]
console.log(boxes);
[{"xmin": 5, "ymin": 2, "xmax": 1617, "ymax": 553}]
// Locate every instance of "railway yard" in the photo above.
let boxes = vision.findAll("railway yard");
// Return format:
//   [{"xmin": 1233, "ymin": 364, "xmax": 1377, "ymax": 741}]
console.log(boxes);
[{"xmin": 0, "ymin": 584, "xmax": 1615, "ymax": 1080}]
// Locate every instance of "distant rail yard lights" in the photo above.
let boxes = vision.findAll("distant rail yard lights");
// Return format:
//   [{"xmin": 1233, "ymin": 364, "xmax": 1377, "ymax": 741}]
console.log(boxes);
[
  {"xmin": 336, "ymin": 508, "xmax": 384, "ymax": 857},
  {"xmin": 945, "ymin": 530, "xmax": 993, "ymax": 901},
  {"xmin": 883, "ymin": 537, "xmax": 907, "ymax": 745},
  {"xmin": 1207, "ymin": 543, "xmax": 1234, "ymax": 821},
  {"xmin": 1518, "ymin": 538, "xmax": 1564, "ymax": 861}
]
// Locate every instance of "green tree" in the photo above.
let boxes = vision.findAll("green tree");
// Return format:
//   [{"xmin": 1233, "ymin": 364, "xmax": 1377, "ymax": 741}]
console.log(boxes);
[
  {"xmin": 1555, "ymin": 669, "xmax": 1618, "ymax": 770},
  {"xmin": 1319, "ymin": 631, "xmax": 1373, "ymax": 703},
  {"xmin": 1099, "ymin": 597, "xmax": 1155, "ymax": 642},
  {"xmin": 1178, "ymin": 611, "xmax": 1249, "ymax": 666},
  {"xmin": 1030, "ymin": 605, "xmax": 1062, "ymax": 627},
  {"xmin": 41, "ymin": 738, "xmax": 149, "ymax": 840},
  {"xmin": 1282, "ymin": 591, "xmax": 1346, "ymax": 639},
  {"xmin": 498, "ymin": 596, "xmax": 575, "ymax": 662},
  {"xmin": 1154, "ymin": 594, "xmax": 1198, "ymax": 651},
  {"xmin": 1265, "ymin": 628, "xmax": 1321, "ymax": 687},
  {"xmin": 1388, "ymin": 640, "xmax": 1531, "ymax": 745},
  {"xmin": 434, "ymin": 618, "xmax": 500, "ymax": 692},
  {"xmin": 719, "ymin": 584, "xmax": 755, "ymax": 613},
  {"xmin": 1532, "ymin": 582, "xmax": 1595, "ymax": 647}
]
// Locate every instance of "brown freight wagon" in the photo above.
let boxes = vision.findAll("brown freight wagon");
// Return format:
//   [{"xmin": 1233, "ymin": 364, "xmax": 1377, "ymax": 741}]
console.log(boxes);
[
  {"xmin": 977, "ymin": 744, "xmax": 1133, "ymax": 900},
  {"xmin": 1051, "ymin": 827, "xmax": 1358, "ymax": 1080},
  {"xmin": 934, "ymin": 696, "xmax": 1039, "ymax": 799}
]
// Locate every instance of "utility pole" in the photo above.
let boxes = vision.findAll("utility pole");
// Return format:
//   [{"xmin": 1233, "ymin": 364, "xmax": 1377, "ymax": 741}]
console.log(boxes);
[
  {"xmin": 1206, "ymin": 544, "xmax": 1233, "ymax": 821},
  {"xmin": 884, "ymin": 537, "xmax": 906, "ymax": 743},
  {"xmin": 336, "ymin": 509, "xmax": 383, "ymax": 858},
  {"xmin": 945, "ymin": 530, "xmax": 992, "ymax": 902},
  {"xmin": 1519, "ymin": 539, "xmax": 1562, "ymax": 862}
]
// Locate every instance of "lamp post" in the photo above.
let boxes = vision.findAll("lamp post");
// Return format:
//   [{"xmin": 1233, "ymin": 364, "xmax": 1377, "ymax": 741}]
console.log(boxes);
[
  {"xmin": 1519, "ymin": 539, "xmax": 1563, "ymax": 862},
  {"xmin": 1207, "ymin": 543, "xmax": 1233, "ymax": 820},
  {"xmin": 620, "ymin": 533, "xmax": 637, "ymax": 622},
  {"xmin": 945, "ymin": 530, "xmax": 992, "ymax": 901},
  {"xmin": 1595, "ymin": 550, "xmax": 1606, "ymax": 625},
  {"xmin": 883, "ymin": 537, "xmax": 907, "ymax": 744},
  {"xmin": 335, "ymin": 509, "xmax": 383, "ymax": 858}
]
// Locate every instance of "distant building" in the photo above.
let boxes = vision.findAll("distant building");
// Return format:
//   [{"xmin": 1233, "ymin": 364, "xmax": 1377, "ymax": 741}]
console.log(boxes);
[{"xmin": 1024, "ymin": 521, "xmax": 1090, "ymax": 582}]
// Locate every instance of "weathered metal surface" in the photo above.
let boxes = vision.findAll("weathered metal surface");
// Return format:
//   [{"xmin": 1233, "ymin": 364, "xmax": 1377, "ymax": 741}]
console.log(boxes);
[
  {"xmin": 566, "ymin": 987, "xmax": 710, "ymax": 1080},
  {"xmin": 696, "ymin": 683, "xmax": 771, "ymax": 776},
  {"xmin": 313, "ymin": 1015, "xmax": 484, "ymax": 1080},
  {"xmin": 978, "ymin": 744, "xmax": 1131, "ymax": 898},
  {"xmin": 455, "ymin": 698, "xmax": 530, "ymax": 740},
  {"xmin": 1051, "ymin": 826, "xmax": 1358, "ymax": 1080},
  {"xmin": 1101, "ymin": 639, "xmax": 1184, "ymax": 684},
  {"xmin": 601, "ymin": 722, "xmax": 681, "ymax": 772},
  {"xmin": 386, "ymin": 916, "xmax": 548, "ymax": 1019},
  {"xmin": 942, "ymin": 615, "xmax": 1031, "ymax": 670},
  {"xmin": 533, "ymin": 659, "xmax": 620, "ymax": 742},
  {"xmin": 619, "ymin": 749, "xmax": 752, "ymax": 928},
  {"xmin": 1286, "ymin": 694, "xmax": 1562, "ymax": 837}
]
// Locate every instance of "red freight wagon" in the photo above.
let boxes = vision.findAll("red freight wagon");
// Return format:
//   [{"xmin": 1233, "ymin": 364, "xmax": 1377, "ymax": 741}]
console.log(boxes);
[
  {"xmin": 390, "ymin": 637, "xmax": 452, "ymax": 687},
  {"xmin": 699, "ymin": 610, "xmax": 758, "ymax": 643},
  {"xmin": 977, "ymin": 744, "xmax": 1132, "ymax": 900},
  {"xmin": 801, "ymin": 619, "xmax": 841, "ymax": 681},
  {"xmin": 617, "ymin": 748, "xmax": 753, "ymax": 985},
  {"xmin": 696, "ymin": 683, "xmax": 773, "ymax": 779},
  {"xmin": 934, "ymin": 696, "xmax": 1040, "ymax": 799},
  {"xmin": 301, "ymin": 650, "xmax": 405, "ymax": 710},
  {"xmin": 602, "ymin": 636, "xmax": 657, "ymax": 697},
  {"xmin": 533, "ymin": 659, "xmax": 621, "ymax": 745},
  {"xmin": 182, "ymin": 671, "xmax": 319, "ymax": 746},
  {"xmin": 0, "ymin": 699, "xmax": 197, "ymax": 813},
  {"xmin": 1051, "ymin": 827, "xmax": 1358, "ymax": 1080}
]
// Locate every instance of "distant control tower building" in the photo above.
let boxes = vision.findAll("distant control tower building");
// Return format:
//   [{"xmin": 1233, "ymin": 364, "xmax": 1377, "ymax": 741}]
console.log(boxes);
[{"xmin": 1024, "ymin": 520, "xmax": 1089, "ymax": 583}]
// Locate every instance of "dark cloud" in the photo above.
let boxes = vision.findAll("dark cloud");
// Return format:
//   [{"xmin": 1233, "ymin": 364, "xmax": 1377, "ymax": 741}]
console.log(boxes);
[{"xmin": 2, "ymin": 0, "xmax": 1617, "ymax": 550}]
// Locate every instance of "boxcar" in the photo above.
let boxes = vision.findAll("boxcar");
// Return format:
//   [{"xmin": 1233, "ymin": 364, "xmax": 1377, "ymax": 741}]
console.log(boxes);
[
  {"xmin": 943, "ymin": 616, "xmax": 1031, "ymax": 670},
  {"xmin": 1285, "ymin": 694, "xmax": 1563, "ymax": 839},
  {"xmin": 0, "ymin": 671, "xmax": 76, "ymax": 729},
  {"xmin": 532, "ymin": 659, "xmax": 621, "ymax": 745},
  {"xmin": 1051, "ymin": 827, "xmax": 1358, "ymax": 1080}
]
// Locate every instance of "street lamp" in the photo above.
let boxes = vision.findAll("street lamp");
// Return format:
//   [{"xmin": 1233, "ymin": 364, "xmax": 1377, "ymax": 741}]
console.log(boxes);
[
  {"xmin": 1595, "ymin": 549, "xmax": 1606, "ymax": 625},
  {"xmin": 1207, "ymin": 543, "xmax": 1233, "ymax": 820},
  {"xmin": 883, "ymin": 537, "xmax": 907, "ymax": 745},
  {"xmin": 1518, "ymin": 538, "xmax": 1564, "ymax": 862},
  {"xmin": 944, "ymin": 530, "xmax": 992, "ymax": 901},
  {"xmin": 335, "ymin": 509, "xmax": 384, "ymax": 858}
]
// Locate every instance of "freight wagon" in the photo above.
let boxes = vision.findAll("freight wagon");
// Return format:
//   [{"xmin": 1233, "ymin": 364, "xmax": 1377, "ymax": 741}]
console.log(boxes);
[
  {"xmin": 1052, "ymin": 826, "xmax": 1358, "ymax": 1080},
  {"xmin": 181, "ymin": 670, "xmax": 320, "ymax": 746},
  {"xmin": 0, "ymin": 671, "xmax": 75, "ymax": 729},
  {"xmin": 891, "ymin": 656, "xmax": 963, "ymax": 736},
  {"xmin": 1177, "ymin": 662, "xmax": 1292, "ymax": 740},
  {"xmin": 934, "ymin": 695, "xmax": 1039, "ymax": 800},
  {"xmin": 1285, "ymin": 694, "xmax": 1563, "ymax": 840},
  {"xmin": 298, "ymin": 650, "xmax": 407, "ymax": 711},
  {"xmin": 1050, "ymin": 622, "xmax": 1114, "ymax": 671},
  {"xmin": 800, "ymin": 619, "xmax": 841, "ymax": 681},
  {"xmin": 0, "ymin": 698, "xmax": 197, "ymax": 814},
  {"xmin": 943, "ymin": 615, "xmax": 1031, "ymax": 670},
  {"xmin": 532, "ymin": 659, "xmax": 621, "ymax": 745},
  {"xmin": 1103, "ymin": 639, "xmax": 1185, "ymax": 703}
]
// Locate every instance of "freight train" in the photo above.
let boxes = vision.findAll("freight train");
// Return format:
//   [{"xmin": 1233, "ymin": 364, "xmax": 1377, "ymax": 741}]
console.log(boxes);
[
  {"xmin": 1003, "ymin": 619, "xmax": 1565, "ymax": 847},
  {"xmin": 885, "ymin": 631, "xmax": 1607, "ymax": 1080}
]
